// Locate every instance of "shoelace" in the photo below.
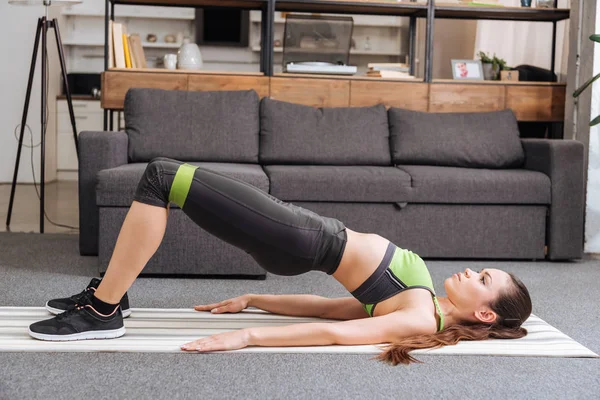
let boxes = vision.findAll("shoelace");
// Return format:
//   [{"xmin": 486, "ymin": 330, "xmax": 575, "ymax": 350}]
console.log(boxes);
[{"xmin": 55, "ymin": 305, "xmax": 86, "ymax": 321}]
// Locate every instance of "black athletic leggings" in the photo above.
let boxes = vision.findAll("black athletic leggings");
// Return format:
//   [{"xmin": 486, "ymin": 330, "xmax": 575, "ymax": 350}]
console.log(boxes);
[{"xmin": 133, "ymin": 157, "xmax": 348, "ymax": 276}]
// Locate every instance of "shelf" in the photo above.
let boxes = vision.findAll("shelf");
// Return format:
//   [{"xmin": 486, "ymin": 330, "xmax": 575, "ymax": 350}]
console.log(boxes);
[
  {"xmin": 110, "ymin": 0, "xmax": 268, "ymax": 8},
  {"xmin": 275, "ymin": 0, "xmax": 427, "ymax": 16},
  {"xmin": 63, "ymin": 40, "xmax": 182, "ymax": 49},
  {"xmin": 252, "ymin": 46, "xmax": 400, "ymax": 56},
  {"xmin": 250, "ymin": 15, "xmax": 403, "ymax": 27},
  {"xmin": 433, "ymin": 4, "xmax": 570, "ymax": 22},
  {"xmin": 107, "ymin": 68, "xmax": 265, "ymax": 76},
  {"xmin": 432, "ymin": 78, "xmax": 567, "ymax": 86},
  {"xmin": 62, "ymin": 10, "xmax": 195, "ymax": 20}
]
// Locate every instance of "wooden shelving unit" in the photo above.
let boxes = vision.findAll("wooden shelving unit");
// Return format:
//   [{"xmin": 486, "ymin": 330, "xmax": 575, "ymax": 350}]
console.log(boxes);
[{"xmin": 101, "ymin": 0, "xmax": 570, "ymax": 136}]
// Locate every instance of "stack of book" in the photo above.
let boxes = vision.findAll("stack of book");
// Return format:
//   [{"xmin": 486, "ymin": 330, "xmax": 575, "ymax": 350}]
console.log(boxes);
[
  {"xmin": 366, "ymin": 63, "xmax": 415, "ymax": 79},
  {"xmin": 108, "ymin": 21, "xmax": 147, "ymax": 69}
]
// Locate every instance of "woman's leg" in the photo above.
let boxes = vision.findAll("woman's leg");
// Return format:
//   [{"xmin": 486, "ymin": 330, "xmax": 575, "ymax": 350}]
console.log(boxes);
[
  {"xmin": 94, "ymin": 156, "xmax": 347, "ymax": 304},
  {"xmin": 93, "ymin": 201, "xmax": 169, "ymax": 304}
]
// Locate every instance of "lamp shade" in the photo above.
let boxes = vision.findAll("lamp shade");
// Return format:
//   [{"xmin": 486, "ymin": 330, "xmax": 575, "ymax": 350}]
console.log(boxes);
[{"xmin": 8, "ymin": 0, "xmax": 82, "ymax": 5}]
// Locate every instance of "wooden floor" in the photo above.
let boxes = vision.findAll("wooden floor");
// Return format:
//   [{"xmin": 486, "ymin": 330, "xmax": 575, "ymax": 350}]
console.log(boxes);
[{"xmin": 0, "ymin": 182, "xmax": 79, "ymax": 234}]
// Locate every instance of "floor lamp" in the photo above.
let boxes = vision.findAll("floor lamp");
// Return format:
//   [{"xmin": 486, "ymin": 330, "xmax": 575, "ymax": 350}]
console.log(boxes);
[{"xmin": 6, "ymin": 0, "xmax": 81, "ymax": 233}]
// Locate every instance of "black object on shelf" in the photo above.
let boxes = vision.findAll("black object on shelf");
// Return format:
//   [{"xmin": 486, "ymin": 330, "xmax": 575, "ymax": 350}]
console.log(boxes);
[
  {"xmin": 195, "ymin": 8, "xmax": 250, "ymax": 47},
  {"xmin": 514, "ymin": 64, "xmax": 557, "ymax": 83},
  {"xmin": 66, "ymin": 73, "xmax": 102, "ymax": 96}
]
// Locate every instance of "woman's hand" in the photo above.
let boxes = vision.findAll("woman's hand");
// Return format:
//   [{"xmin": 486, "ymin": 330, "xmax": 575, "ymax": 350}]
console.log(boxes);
[
  {"xmin": 180, "ymin": 330, "xmax": 251, "ymax": 352},
  {"xmin": 194, "ymin": 294, "xmax": 252, "ymax": 314}
]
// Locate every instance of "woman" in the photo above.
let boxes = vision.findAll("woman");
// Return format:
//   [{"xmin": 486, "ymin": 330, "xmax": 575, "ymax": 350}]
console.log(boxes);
[{"xmin": 29, "ymin": 158, "xmax": 532, "ymax": 365}]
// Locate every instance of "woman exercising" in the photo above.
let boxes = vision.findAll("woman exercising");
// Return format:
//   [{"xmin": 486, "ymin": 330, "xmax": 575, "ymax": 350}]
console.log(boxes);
[{"xmin": 29, "ymin": 158, "xmax": 532, "ymax": 365}]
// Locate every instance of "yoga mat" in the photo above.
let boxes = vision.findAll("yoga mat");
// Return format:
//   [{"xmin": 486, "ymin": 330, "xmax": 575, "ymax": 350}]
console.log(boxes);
[{"xmin": 0, "ymin": 307, "xmax": 597, "ymax": 358}]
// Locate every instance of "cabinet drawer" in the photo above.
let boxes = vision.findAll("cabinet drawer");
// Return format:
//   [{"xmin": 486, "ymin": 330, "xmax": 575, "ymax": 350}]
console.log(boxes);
[
  {"xmin": 505, "ymin": 85, "xmax": 565, "ymax": 122},
  {"xmin": 350, "ymin": 80, "xmax": 428, "ymax": 110},
  {"xmin": 57, "ymin": 100, "xmax": 102, "ymax": 114},
  {"xmin": 57, "ymin": 112, "xmax": 104, "ymax": 133},
  {"xmin": 188, "ymin": 75, "xmax": 269, "ymax": 98},
  {"xmin": 270, "ymin": 77, "xmax": 349, "ymax": 107},
  {"xmin": 429, "ymin": 83, "xmax": 505, "ymax": 113},
  {"xmin": 102, "ymin": 71, "xmax": 188, "ymax": 109}
]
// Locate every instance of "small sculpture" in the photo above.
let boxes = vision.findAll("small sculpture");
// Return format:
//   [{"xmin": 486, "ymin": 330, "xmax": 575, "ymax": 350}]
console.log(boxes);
[{"xmin": 146, "ymin": 34, "xmax": 157, "ymax": 43}]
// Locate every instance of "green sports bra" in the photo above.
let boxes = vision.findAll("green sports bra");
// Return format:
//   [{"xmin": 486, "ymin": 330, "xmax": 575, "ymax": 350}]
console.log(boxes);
[{"xmin": 360, "ymin": 246, "xmax": 445, "ymax": 333}]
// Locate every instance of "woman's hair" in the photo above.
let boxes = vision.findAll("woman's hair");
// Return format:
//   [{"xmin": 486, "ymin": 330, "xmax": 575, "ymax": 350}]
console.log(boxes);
[{"xmin": 373, "ymin": 272, "xmax": 532, "ymax": 366}]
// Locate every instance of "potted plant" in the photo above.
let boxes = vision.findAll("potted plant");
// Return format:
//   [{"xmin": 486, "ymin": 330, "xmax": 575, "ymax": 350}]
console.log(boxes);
[
  {"xmin": 573, "ymin": 34, "xmax": 600, "ymax": 126},
  {"xmin": 477, "ymin": 51, "xmax": 508, "ymax": 80}
]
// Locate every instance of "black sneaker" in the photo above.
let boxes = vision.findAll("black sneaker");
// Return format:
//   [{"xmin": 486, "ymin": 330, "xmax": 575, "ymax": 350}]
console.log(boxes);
[
  {"xmin": 29, "ymin": 290, "xmax": 125, "ymax": 341},
  {"xmin": 45, "ymin": 277, "xmax": 131, "ymax": 318}
]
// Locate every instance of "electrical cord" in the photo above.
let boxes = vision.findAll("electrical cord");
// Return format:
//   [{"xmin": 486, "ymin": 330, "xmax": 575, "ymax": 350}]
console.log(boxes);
[{"xmin": 11, "ymin": 51, "xmax": 79, "ymax": 231}]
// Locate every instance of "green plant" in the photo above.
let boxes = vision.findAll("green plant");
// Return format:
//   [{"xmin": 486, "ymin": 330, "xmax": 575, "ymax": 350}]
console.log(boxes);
[
  {"xmin": 573, "ymin": 34, "xmax": 600, "ymax": 126},
  {"xmin": 477, "ymin": 51, "xmax": 510, "ymax": 79}
]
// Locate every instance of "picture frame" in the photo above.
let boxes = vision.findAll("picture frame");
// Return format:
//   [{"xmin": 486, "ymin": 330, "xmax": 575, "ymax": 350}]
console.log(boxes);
[{"xmin": 451, "ymin": 59, "xmax": 484, "ymax": 81}]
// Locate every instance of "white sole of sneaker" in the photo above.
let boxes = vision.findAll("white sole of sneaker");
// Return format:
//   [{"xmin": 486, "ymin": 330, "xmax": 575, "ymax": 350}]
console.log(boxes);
[
  {"xmin": 28, "ymin": 326, "xmax": 126, "ymax": 341},
  {"xmin": 45, "ymin": 303, "xmax": 132, "ymax": 318}
]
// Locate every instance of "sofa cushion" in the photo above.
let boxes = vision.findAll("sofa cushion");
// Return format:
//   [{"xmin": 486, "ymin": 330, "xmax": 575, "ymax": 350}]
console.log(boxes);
[
  {"xmin": 397, "ymin": 165, "xmax": 551, "ymax": 204},
  {"xmin": 263, "ymin": 165, "xmax": 411, "ymax": 202},
  {"xmin": 260, "ymin": 98, "xmax": 391, "ymax": 165},
  {"xmin": 125, "ymin": 88, "xmax": 260, "ymax": 163},
  {"xmin": 389, "ymin": 108, "xmax": 525, "ymax": 168},
  {"xmin": 97, "ymin": 162, "xmax": 270, "ymax": 207}
]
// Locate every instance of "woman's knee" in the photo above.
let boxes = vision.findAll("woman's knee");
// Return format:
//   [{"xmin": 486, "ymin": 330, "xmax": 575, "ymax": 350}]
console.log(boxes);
[{"xmin": 133, "ymin": 159, "xmax": 174, "ymax": 208}]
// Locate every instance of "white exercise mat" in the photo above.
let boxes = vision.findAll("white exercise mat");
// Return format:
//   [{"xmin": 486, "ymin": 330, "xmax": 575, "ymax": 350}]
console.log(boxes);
[{"xmin": 0, "ymin": 307, "xmax": 597, "ymax": 358}]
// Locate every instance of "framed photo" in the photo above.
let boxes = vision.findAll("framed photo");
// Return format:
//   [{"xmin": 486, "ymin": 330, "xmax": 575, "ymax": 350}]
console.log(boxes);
[{"xmin": 451, "ymin": 59, "xmax": 484, "ymax": 81}]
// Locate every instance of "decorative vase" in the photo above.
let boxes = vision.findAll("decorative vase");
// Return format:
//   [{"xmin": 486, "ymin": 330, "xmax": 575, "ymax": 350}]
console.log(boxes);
[
  {"xmin": 520, "ymin": 0, "xmax": 532, "ymax": 7},
  {"xmin": 482, "ymin": 63, "xmax": 500, "ymax": 80},
  {"xmin": 177, "ymin": 38, "xmax": 203, "ymax": 70}
]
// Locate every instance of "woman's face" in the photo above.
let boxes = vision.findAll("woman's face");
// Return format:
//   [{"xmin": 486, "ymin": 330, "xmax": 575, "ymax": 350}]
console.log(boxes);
[{"xmin": 444, "ymin": 268, "xmax": 512, "ymax": 324}]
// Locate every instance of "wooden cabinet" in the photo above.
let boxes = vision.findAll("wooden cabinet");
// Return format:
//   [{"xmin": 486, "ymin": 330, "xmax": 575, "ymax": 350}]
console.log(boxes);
[
  {"xmin": 270, "ymin": 77, "xmax": 350, "ymax": 107},
  {"xmin": 429, "ymin": 83, "xmax": 505, "ymax": 113},
  {"xmin": 101, "ymin": 70, "xmax": 567, "ymax": 124},
  {"xmin": 350, "ymin": 80, "xmax": 428, "ymax": 110}
]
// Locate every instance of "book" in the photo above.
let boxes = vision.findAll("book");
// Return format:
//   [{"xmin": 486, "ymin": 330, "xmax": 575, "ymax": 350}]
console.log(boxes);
[
  {"xmin": 122, "ymin": 25, "xmax": 132, "ymax": 68},
  {"xmin": 127, "ymin": 35, "xmax": 137, "ymax": 68},
  {"xmin": 129, "ymin": 34, "xmax": 147, "ymax": 69},
  {"xmin": 108, "ymin": 20, "xmax": 115, "ymax": 68},
  {"xmin": 366, "ymin": 70, "xmax": 416, "ymax": 79},
  {"xmin": 112, "ymin": 22, "xmax": 126, "ymax": 68}
]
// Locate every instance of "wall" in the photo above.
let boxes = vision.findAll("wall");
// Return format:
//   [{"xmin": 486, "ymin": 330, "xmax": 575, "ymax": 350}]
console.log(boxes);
[{"xmin": 0, "ymin": 2, "xmax": 62, "ymax": 184}]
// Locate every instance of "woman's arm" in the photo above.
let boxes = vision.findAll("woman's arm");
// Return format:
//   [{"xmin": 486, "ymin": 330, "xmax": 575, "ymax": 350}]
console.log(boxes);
[
  {"xmin": 249, "ymin": 294, "xmax": 369, "ymax": 320},
  {"xmin": 247, "ymin": 309, "xmax": 434, "ymax": 347},
  {"xmin": 181, "ymin": 308, "xmax": 435, "ymax": 351}
]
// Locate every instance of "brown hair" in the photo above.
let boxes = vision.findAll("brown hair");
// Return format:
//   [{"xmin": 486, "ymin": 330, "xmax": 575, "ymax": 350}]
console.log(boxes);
[{"xmin": 372, "ymin": 272, "xmax": 532, "ymax": 366}]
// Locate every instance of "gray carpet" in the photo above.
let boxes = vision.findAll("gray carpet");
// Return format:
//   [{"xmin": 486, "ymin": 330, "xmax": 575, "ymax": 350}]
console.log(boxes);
[{"xmin": 0, "ymin": 232, "xmax": 599, "ymax": 400}]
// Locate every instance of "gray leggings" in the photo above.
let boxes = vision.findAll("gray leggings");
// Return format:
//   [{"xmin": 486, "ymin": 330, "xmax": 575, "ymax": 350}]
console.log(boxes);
[{"xmin": 133, "ymin": 158, "xmax": 348, "ymax": 276}]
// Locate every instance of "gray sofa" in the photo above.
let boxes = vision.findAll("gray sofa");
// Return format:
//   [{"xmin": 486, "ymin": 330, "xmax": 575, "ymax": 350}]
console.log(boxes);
[{"xmin": 79, "ymin": 88, "xmax": 584, "ymax": 277}]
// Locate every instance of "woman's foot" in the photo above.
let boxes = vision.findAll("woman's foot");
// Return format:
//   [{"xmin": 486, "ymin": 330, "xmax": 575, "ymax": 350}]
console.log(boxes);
[
  {"xmin": 29, "ymin": 290, "xmax": 125, "ymax": 341},
  {"xmin": 45, "ymin": 277, "xmax": 131, "ymax": 318}
]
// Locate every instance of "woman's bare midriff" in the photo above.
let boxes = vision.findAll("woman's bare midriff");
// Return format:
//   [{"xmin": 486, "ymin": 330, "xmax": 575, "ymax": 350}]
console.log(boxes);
[{"xmin": 332, "ymin": 228, "xmax": 436, "ymax": 319}]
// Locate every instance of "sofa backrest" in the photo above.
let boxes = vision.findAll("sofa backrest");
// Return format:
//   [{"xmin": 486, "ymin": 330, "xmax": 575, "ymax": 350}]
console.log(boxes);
[
  {"xmin": 125, "ymin": 88, "xmax": 260, "ymax": 163},
  {"xmin": 388, "ymin": 108, "xmax": 525, "ymax": 168},
  {"xmin": 259, "ymin": 98, "xmax": 391, "ymax": 165}
]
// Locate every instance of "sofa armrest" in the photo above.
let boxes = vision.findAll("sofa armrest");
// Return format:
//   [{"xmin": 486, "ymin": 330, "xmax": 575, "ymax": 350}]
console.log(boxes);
[
  {"xmin": 79, "ymin": 131, "xmax": 128, "ymax": 256},
  {"xmin": 521, "ymin": 139, "xmax": 584, "ymax": 259}
]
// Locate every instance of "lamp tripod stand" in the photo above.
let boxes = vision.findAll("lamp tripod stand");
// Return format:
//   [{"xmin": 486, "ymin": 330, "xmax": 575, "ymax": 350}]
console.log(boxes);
[{"xmin": 6, "ymin": 10, "xmax": 79, "ymax": 233}]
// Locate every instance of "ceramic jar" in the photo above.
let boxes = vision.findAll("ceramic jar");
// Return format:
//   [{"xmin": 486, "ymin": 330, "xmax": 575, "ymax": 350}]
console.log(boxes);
[{"xmin": 177, "ymin": 38, "xmax": 203, "ymax": 70}]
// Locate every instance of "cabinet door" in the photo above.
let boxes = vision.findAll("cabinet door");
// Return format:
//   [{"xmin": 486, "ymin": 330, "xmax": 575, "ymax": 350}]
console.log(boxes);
[
  {"xmin": 350, "ymin": 80, "xmax": 428, "ymax": 110},
  {"xmin": 188, "ymin": 75, "xmax": 269, "ymax": 98},
  {"xmin": 505, "ymin": 85, "xmax": 565, "ymax": 122},
  {"xmin": 102, "ymin": 71, "xmax": 188, "ymax": 110},
  {"xmin": 270, "ymin": 77, "xmax": 350, "ymax": 107},
  {"xmin": 429, "ymin": 83, "xmax": 505, "ymax": 113}
]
